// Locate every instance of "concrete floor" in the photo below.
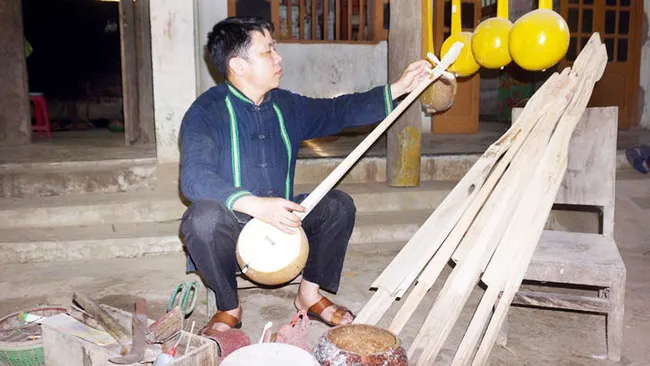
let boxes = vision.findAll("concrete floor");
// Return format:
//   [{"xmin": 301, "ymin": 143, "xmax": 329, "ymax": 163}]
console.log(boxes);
[{"xmin": 1, "ymin": 172, "xmax": 649, "ymax": 365}]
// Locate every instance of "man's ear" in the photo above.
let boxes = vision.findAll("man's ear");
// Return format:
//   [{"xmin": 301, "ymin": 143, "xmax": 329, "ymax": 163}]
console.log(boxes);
[{"xmin": 228, "ymin": 57, "xmax": 247, "ymax": 77}]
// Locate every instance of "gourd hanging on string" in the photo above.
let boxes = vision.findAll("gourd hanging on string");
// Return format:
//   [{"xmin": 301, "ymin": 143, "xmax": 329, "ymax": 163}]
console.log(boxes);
[
  {"xmin": 419, "ymin": 0, "xmax": 458, "ymax": 113},
  {"xmin": 472, "ymin": 0, "xmax": 513, "ymax": 69},
  {"xmin": 508, "ymin": 0, "xmax": 570, "ymax": 71},
  {"xmin": 440, "ymin": 0, "xmax": 480, "ymax": 77}
]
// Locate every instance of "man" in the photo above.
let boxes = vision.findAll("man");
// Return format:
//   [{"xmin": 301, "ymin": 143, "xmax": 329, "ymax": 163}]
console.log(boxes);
[{"xmin": 180, "ymin": 16, "xmax": 430, "ymax": 337}]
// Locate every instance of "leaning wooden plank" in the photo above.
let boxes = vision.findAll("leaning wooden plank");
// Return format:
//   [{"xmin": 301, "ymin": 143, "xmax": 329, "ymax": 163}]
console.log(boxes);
[
  {"xmin": 453, "ymin": 37, "xmax": 605, "ymax": 366},
  {"xmin": 354, "ymin": 153, "xmax": 502, "ymax": 325},
  {"xmin": 385, "ymin": 69, "xmax": 572, "ymax": 334},
  {"xmin": 471, "ymin": 37, "xmax": 607, "ymax": 366},
  {"xmin": 450, "ymin": 39, "xmax": 601, "ymax": 365},
  {"xmin": 405, "ymin": 69, "xmax": 579, "ymax": 365},
  {"xmin": 356, "ymin": 63, "xmax": 572, "ymax": 326}
]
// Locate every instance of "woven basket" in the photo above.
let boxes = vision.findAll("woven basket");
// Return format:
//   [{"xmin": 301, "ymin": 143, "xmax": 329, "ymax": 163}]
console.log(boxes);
[{"xmin": 0, "ymin": 307, "xmax": 67, "ymax": 366}]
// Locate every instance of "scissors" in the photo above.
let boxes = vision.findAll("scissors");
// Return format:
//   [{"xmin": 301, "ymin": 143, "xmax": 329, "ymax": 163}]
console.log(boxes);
[{"xmin": 167, "ymin": 280, "xmax": 199, "ymax": 317}]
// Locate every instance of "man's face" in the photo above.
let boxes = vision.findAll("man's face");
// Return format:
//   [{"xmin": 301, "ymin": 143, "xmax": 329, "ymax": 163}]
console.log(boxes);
[{"xmin": 240, "ymin": 30, "xmax": 283, "ymax": 92}]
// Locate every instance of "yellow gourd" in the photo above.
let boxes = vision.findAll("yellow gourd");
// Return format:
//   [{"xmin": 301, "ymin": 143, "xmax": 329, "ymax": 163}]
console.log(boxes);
[
  {"xmin": 441, "ymin": 0, "xmax": 480, "ymax": 77},
  {"xmin": 419, "ymin": 0, "xmax": 457, "ymax": 112},
  {"xmin": 472, "ymin": 0, "xmax": 513, "ymax": 69},
  {"xmin": 508, "ymin": 0, "xmax": 570, "ymax": 71}
]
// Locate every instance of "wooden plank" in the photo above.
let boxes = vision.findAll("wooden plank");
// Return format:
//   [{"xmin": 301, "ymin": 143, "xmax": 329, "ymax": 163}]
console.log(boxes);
[
  {"xmin": 312, "ymin": 0, "xmax": 317, "ymax": 40},
  {"xmin": 510, "ymin": 291, "xmax": 611, "ymax": 312},
  {"xmin": 271, "ymin": 0, "xmax": 280, "ymax": 36},
  {"xmin": 323, "ymin": 0, "xmax": 329, "ymax": 40},
  {"xmin": 363, "ymin": 65, "xmax": 571, "ymax": 328},
  {"xmin": 359, "ymin": 0, "xmax": 365, "ymax": 40},
  {"xmin": 406, "ymin": 70, "xmax": 579, "ymax": 364},
  {"xmin": 120, "ymin": 0, "xmax": 140, "ymax": 146},
  {"xmin": 335, "ymin": 0, "xmax": 341, "ymax": 40},
  {"xmin": 387, "ymin": 70, "xmax": 574, "ymax": 335},
  {"xmin": 0, "ymin": 0, "xmax": 31, "ymax": 146},
  {"xmin": 386, "ymin": 0, "xmax": 422, "ymax": 187},
  {"xmin": 347, "ymin": 0, "xmax": 352, "ymax": 39},
  {"xmin": 472, "ymin": 37, "xmax": 607, "ymax": 365},
  {"xmin": 299, "ymin": 0, "xmax": 305, "ymax": 39},
  {"xmin": 287, "ymin": 0, "xmax": 293, "ymax": 39},
  {"xmin": 134, "ymin": 0, "xmax": 155, "ymax": 144}
]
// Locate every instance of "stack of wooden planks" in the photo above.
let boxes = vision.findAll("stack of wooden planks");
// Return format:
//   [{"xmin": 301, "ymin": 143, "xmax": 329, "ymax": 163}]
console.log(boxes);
[{"xmin": 353, "ymin": 33, "xmax": 608, "ymax": 365}]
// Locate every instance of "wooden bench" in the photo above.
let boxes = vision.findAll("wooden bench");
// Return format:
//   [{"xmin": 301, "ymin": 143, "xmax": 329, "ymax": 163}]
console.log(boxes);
[{"xmin": 498, "ymin": 106, "xmax": 626, "ymax": 361}]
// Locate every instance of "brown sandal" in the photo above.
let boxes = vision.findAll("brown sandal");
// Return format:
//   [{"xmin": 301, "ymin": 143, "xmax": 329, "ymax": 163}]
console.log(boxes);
[
  {"xmin": 199, "ymin": 311, "xmax": 242, "ymax": 337},
  {"xmin": 300, "ymin": 296, "xmax": 354, "ymax": 327}
]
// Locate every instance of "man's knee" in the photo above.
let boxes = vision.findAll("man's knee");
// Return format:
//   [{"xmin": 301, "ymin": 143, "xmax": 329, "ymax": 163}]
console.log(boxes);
[
  {"xmin": 181, "ymin": 200, "xmax": 235, "ymax": 240},
  {"xmin": 326, "ymin": 190, "xmax": 356, "ymax": 220}
]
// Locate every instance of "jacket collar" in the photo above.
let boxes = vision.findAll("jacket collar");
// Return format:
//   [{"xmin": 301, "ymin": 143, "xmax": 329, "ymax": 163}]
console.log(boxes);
[{"xmin": 225, "ymin": 80, "xmax": 272, "ymax": 107}]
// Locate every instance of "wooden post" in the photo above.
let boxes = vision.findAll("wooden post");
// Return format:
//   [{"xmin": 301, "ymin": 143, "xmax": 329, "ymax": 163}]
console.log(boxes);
[
  {"xmin": 134, "ymin": 0, "xmax": 155, "ymax": 144},
  {"xmin": 387, "ymin": 0, "xmax": 422, "ymax": 187},
  {"xmin": 0, "ymin": 0, "xmax": 31, "ymax": 146},
  {"xmin": 119, "ymin": 0, "xmax": 140, "ymax": 145}
]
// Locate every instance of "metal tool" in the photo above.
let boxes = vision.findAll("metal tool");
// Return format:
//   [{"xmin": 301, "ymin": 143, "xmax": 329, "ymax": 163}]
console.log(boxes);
[
  {"xmin": 167, "ymin": 281, "xmax": 198, "ymax": 317},
  {"xmin": 109, "ymin": 297, "xmax": 147, "ymax": 364}
]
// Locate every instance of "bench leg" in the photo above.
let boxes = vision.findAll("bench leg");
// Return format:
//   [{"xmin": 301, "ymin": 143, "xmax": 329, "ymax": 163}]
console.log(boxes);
[{"xmin": 607, "ymin": 275, "xmax": 625, "ymax": 362}]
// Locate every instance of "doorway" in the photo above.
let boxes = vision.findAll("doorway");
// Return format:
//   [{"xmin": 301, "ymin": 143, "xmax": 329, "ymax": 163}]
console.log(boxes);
[
  {"xmin": 560, "ymin": 0, "xmax": 643, "ymax": 129},
  {"xmin": 20, "ymin": 0, "xmax": 155, "ymax": 155}
]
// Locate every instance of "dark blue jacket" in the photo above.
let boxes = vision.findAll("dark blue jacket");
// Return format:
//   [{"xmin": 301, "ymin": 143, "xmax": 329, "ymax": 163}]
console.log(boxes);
[{"xmin": 179, "ymin": 82, "xmax": 395, "ymax": 210}]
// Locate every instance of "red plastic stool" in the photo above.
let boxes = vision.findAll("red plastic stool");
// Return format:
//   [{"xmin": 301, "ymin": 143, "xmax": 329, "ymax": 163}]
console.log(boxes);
[{"xmin": 29, "ymin": 93, "xmax": 51, "ymax": 138}]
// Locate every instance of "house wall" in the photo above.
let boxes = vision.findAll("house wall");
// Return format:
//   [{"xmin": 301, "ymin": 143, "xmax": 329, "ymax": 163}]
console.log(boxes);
[
  {"xmin": 150, "ymin": 0, "xmax": 197, "ymax": 164},
  {"xmin": 641, "ymin": 0, "xmax": 650, "ymax": 128},
  {"xmin": 0, "ymin": 0, "xmax": 31, "ymax": 146},
  {"xmin": 153, "ymin": 0, "xmax": 389, "ymax": 165},
  {"xmin": 276, "ymin": 42, "xmax": 388, "ymax": 97}
]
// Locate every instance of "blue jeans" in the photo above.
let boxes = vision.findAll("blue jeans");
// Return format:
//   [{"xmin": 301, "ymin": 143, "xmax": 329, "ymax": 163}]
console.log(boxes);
[{"xmin": 181, "ymin": 190, "xmax": 356, "ymax": 311}]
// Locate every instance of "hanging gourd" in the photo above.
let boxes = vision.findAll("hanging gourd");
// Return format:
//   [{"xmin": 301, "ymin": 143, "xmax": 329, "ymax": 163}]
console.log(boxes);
[
  {"xmin": 471, "ymin": 0, "xmax": 513, "ymax": 69},
  {"xmin": 508, "ymin": 0, "xmax": 570, "ymax": 71},
  {"xmin": 440, "ymin": 0, "xmax": 480, "ymax": 77},
  {"xmin": 419, "ymin": 0, "xmax": 458, "ymax": 112}
]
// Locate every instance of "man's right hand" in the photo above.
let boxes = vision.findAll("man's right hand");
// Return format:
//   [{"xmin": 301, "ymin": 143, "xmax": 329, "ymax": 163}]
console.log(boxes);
[{"xmin": 233, "ymin": 195, "xmax": 306, "ymax": 234}]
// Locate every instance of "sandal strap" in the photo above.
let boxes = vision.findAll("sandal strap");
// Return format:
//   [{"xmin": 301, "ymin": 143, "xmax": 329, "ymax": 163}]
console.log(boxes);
[
  {"xmin": 307, "ymin": 296, "xmax": 334, "ymax": 316},
  {"xmin": 209, "ymin": 311, "xmax": 240, "ymax": 329},
  {"xmin": 330, "ymin": 307, "xmax": 349, "ymax": 326}
]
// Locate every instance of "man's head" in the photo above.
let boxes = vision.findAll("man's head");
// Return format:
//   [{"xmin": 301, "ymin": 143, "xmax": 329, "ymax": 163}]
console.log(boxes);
[{"xmin": 207, "ymin": 17, "xmax": 283, "ymax": 92}]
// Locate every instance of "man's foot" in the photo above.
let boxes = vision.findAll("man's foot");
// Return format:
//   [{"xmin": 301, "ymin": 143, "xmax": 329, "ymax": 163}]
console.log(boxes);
[
  {"xmin": 294, "ymin": 281, "xmax": 354, "ymax": 326},
  {"xmin": 199, "ymin": 306, "xmax": 243, "ymax": 336}
]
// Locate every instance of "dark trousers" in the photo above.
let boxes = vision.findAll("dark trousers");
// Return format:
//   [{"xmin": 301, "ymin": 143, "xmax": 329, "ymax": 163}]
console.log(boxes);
[{"xmin": 180, "ymin": 190, "xmax": 356, "ymax": 311}]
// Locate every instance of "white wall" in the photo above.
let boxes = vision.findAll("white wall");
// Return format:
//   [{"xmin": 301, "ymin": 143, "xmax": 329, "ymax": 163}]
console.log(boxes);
[
  {"xmin": 276, "ymin": 42, "xmax": 388, "ymax": 97},
  {"xmin": 195, "ymin": 0, "xmax": 228, "ymax": 95},
  {"xmin": 151, "ymin": 0, "xmax": 197, "ymax": 164},
  {"xmin": 640, "ymin": 0, "xmax": 649, "ymax": 128}
]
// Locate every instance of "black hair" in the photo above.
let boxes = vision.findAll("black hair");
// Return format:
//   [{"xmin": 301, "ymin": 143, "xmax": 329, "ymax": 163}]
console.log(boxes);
[{"xmin": 207, "ymin": 16, "xmax": 275, "ymax": 78}]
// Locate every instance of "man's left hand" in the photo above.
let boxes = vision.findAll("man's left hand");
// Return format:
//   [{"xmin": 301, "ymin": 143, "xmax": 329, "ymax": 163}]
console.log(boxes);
[{"xmin": 390, "ymin": 60, "xmax": 431, "ymax": 99}]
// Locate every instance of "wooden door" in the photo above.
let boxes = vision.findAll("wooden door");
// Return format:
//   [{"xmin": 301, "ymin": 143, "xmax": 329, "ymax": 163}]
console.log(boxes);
[
  {"xmin": 431, "ymin": 0, "xmax": 481, "ymax": 134},
  {"xmin": 560, "ymin": 0, "xmax": 642, "ymax": 129}
]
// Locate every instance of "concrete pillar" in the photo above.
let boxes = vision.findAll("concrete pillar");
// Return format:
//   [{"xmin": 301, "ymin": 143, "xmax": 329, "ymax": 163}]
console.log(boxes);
[
  {"xmin": 195, "ymin": 0, "xmax": 228, "ymax": 95},
  {"xmin": 640, "ymin": 1, "xmax": 649, "ymax": 128},
  {"xmin": 150, "ymin": 0, "xmax": 198, "ymax": 164},
  {"xmin": 0, "ymin": 0, "xmax": 31, "ymax": 146}
]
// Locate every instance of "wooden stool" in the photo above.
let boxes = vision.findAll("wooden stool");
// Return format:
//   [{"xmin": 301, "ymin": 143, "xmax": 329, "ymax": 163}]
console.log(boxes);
[{"xmin": 499, "ymin": 107, "xmax": 626, "ymax": 361}]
